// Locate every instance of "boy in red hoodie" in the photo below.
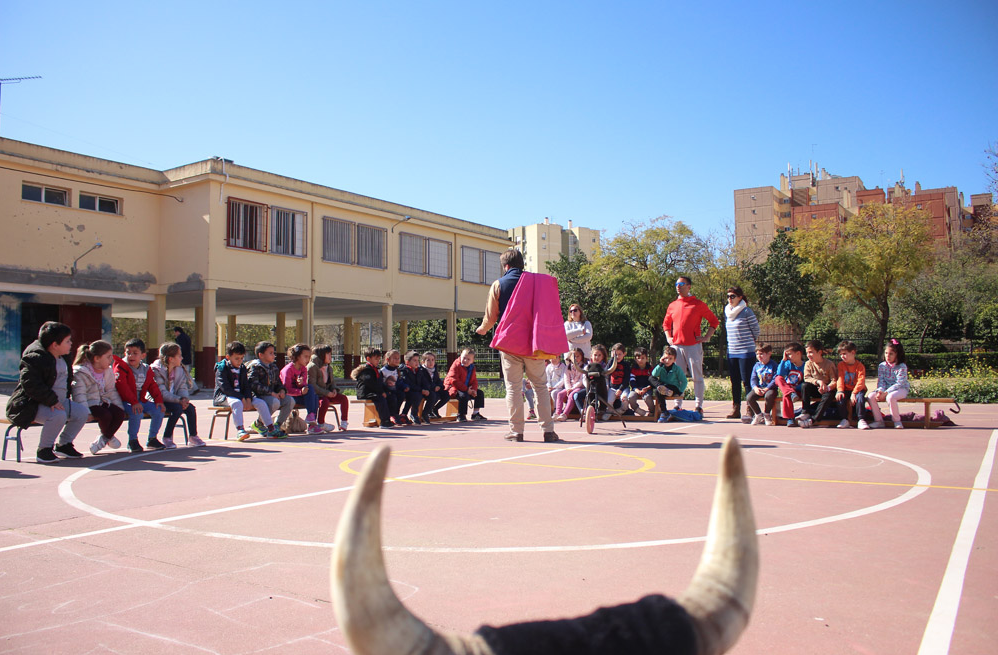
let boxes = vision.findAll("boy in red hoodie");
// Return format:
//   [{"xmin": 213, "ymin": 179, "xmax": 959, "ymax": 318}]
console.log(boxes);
[
  {"xmin": 444, "ymin": 348, "xmax": 487, "ymax": 422},
  {"xmin": 113, "ymin": 338, "xmax": 167, "ymax": 452}
]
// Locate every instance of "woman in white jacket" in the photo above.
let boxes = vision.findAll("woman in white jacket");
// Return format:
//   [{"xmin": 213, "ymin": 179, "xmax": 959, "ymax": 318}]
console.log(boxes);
[{"xmin": 564, "ymin": 304, "xmax": 593, "ymax": 359}]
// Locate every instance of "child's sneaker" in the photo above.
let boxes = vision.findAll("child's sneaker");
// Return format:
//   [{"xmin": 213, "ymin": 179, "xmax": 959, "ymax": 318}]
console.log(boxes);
[
  {"xmin": 751, "ymin": 414, "xmax": 765, "ymax": 426},
  {"xmin": 128, "ymin": 440, "xmax": 144, "ymax": 453},
  {"xmin": 307, "ymin": 424, "xmax": 325, "ymax": 435},
  {"xmin": 740, "ymin": 415, "xmax": 753, "ymax": 424},
  {"xmin": 106, "ymin": 436, "xmax": 122, "ymax": 449},
  {"xmin": 320, "ymin": 423, "xmax": 336, "ymax": 432},
  {"xmin": 251, "ymin": 418, "xmax": 268, "ymax": 435},
  {"xmin": 36, "ymin": 447, "xmax": 58, "ymax": 464},
  {"xmin": 869, "ymin": 420, "xmax": 885, "ymax": 429},
  {"xmin": 162, "ymin": 436, "xmax": 177, "ymax": 449},
  {"xmin": 799, "ymin": 415, "xmax": 812, "ymax": 429},
  {"xmin": 837, "ymin": 419, "xmax": 851, "ymax": 429},
  {"xmin": 267, "ymin": 425, "xmax": 287, "ymax": 439},
  {"xmin": 527, "ymin": 409, "xmax": 537, "ymax": 420},
  {"xmin": 146, "ymin": 437, "xmax": 165, "ymax": 450},
  {"xmin": 305, "ymin": 413, "xmax": 317, "ymax": 423},
  {"xmin": 189, "ymin": 435, "xmax": 207, "ymax": 447},
  {"xmin": 656, "ymin": 413, "xmax": 670, "ymax": 423},
  {"xmin": 786, "ymin": 418, "xmax": 796, "ymax": 428},
  {"xmin": 601, "ymin": 412, "xmax": 611, "ymax": 421},
  {"xmin": 790, "ymin": 393, "xmax": 800, "ymax": 403},
  {"xmin": 236, "ymin": 428, "xmax": 252, "ymax": 441},
  {"xmin": 471, "ymin": 412, "xmax": 487, "ymax": 421},
  {"xmin": 857, "ymin": 419, "xmax": 871, "ymax": 430},
  {"xmin": 634, "ymin": 407, "xmax": 647, "ymax": 417},
  {"xmin": 763, "ymin": 415, "xmax": 774, "ymax": 426},
  {"xmin": 54, "ymin": 443, "xmax": 84, "ymax": 458},
  {"xmin": 338, "ymin": 421, "xmax": 348, "ymax": 432},
  {"xmin": 89, "ymin": 436, "xmax": 107, "ymax": 455},
  {"xmin": 457, "ymin": 415, "xmax": 468, "ymax": 422},
  {"xmin": 409, "ymin": 414, "xmax": 421, "ymax": 425},
  {"xmin": 894, "ymin": 421, "xmax": 905, "ymax": 429}
]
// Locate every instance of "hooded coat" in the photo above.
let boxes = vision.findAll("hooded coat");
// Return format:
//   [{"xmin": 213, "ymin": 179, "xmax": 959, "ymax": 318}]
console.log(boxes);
[{"xmin": 5, "ymin": 340, "xmax": 74, "ymax": 428}]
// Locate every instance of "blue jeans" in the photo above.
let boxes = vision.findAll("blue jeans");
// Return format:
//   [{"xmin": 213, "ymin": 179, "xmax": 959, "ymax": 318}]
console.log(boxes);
[
  {"xmin": 123, "ymin": 401, "xmax": 163, "ymax": 442},
  {"xmin": 290, "ymin": 385, "xmax": 319, "ymax": 416}
]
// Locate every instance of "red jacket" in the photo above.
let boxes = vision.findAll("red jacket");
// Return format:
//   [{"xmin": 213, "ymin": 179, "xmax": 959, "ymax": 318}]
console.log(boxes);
[
  {"xmin": 662, "ymin": 295, "xmax": 719, "ymax": 346},
  {"xmin": 444, "ymin": 360, "xmax": 478, "ymax": 396},
  {"xmin": 112, "ymin": 355, "xmax": 164, "ymax": 405}
]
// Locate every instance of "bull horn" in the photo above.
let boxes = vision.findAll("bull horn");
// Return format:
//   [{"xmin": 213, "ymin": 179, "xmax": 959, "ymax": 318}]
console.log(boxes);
[
  {"xmin": 331, "ymin": 445, "xmax": 492, "ymax": 655},
  {"xmin": 678, "ymin": 436, "xmax": 759, "ymax": 655}
]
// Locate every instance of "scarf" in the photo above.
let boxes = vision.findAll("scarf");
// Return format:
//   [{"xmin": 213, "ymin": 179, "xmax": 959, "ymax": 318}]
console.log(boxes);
[{"xmin": 724, "ymin": 299, "xmax": 747, "ymax": 320}]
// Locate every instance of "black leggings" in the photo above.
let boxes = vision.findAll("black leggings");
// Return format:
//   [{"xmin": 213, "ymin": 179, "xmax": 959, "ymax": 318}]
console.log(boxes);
[{"xmin": 163, "ymin": 402, "xmax": 198, "ymax": 438}]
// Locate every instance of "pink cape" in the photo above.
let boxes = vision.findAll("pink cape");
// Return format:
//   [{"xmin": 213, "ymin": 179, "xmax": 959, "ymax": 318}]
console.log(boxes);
[{"xmin": 490, "ymin": 272, "xmax": 569, "ymax": 360}]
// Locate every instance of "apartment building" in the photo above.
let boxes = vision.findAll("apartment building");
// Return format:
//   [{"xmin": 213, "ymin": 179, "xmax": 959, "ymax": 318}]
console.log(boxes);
[
  {"xmin": 508, "ymin": 217, "xmax": 599, "ymax": 273},
  {"xmin": 0, "ymin": 138, "xmax": 511, "ymax": 383}
]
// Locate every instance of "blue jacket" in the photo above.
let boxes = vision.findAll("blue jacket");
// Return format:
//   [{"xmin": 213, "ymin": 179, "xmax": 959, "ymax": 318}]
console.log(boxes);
[
  {"xmin": 775, "ymin": 359, "xmax": 805, "ymax": 392},
  {"xmin": 750, "ymin": 360, "xmax": 779, "ymax": 390}
]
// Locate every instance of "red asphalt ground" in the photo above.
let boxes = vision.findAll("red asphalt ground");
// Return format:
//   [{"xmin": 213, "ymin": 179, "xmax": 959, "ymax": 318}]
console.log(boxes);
[{"xmin": 0, "ymin": 395, "xmax": 995, "ymax": 654}]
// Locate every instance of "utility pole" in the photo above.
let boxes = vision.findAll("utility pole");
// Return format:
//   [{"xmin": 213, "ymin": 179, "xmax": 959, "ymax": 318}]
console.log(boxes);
[{"xmin": 0, "ymin": 76, "xmax": 42, "ymax": 133}]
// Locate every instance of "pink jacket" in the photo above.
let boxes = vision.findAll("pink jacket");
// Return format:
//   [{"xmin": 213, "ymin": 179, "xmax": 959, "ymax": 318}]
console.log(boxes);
[{"xmin": 490, "ymin": 272, "xmax": 569, "ymax": 359}]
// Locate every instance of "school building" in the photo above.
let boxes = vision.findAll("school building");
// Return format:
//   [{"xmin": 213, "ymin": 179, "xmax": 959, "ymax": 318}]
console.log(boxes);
[{"xmin": 0, "ymin": 138, "xmax": 512, "ymax": 385}]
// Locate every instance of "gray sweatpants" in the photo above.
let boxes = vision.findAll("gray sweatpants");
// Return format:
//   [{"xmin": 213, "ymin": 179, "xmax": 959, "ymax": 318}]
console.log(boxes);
[
  {"xmin": 674, "ymin": 343, "xmax": 705, "ymax": 408},
  {"xmin": 262, "ymin": 393, "xmax": 296, "ymax": 427},
  {"xmin": 35, "ymin": 401, "xmax": 89, "ymax": 450}
]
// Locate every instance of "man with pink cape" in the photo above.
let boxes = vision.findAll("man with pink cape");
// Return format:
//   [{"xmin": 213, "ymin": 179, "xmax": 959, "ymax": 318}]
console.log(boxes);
[{"xmin": 476, "ymin": 248, "xmax": 567, "ymax": 442}]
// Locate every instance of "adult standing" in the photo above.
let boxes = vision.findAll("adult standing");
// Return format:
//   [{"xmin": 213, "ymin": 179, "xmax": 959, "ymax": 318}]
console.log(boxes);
[
  {"xmin": 172, "ymin": 326, "xmax": 198, "ymax": 392},
  {"xmin": 662, "ymin": 276, "xmax": 719, "ymax": 415},
  {"xmin": 476, "ymin": 248, "xmax": 561, "ymax": 443},
  {"xmin": 564, "ymin": 304, "xmax": 593, "ymax": 359},
  {"xmin": 723, "ymin": 286, "xmax": 760, "ymax": 420}
]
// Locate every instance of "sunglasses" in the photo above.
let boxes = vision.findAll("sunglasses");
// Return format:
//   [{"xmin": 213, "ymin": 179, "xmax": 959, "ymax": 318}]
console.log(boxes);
[
  {"xmin": 675, "ymin": 281, "xmax": 688, "ymax": 287},
  {"xmin": 727, "ymin": 294, "xmax": 738, "ymax": 299},
  {"xmin": 569, "ymin": 308, "xmax": 580, "ymax": 313}
]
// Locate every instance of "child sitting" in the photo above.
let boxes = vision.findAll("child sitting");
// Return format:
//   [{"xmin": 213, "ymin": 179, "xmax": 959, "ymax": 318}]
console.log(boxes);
[
  {"xmin": 216, "ymin": 341, "xmax": 271, "ymax": 441},
  {"xmin": 573, "ymin": 344, "xmax": 617, "ymax": 421},
  {"xmin": 309, "ymin": 344, "xmax": 348, "ymax": 431},
  {"xmin": 72, "ymin": 340, "xmax": 125, "ymax": 455},
  {"xmin": 281, "ymin": 343, "xmax": 323, "ymax": 435},
  {"xmin": 745, "ymin": 343, "xmax": 779, "ymax": 426},
  {"xmin": 608, "ymin": 343, "xmax": 631, "ymax": 412},
  {"xmin": 399, "ymin": 351, "xmax": 426, "ymax": 424},
  {"xmin": 112, "ymin": 338, "xmax": 167, "ymax": 452},
  {"xmin": 627, "ymin": 347, "xmax": 655, "ymax": 416},
  {"xmin": 554, "ymin": 350, "xmax": 585, "ymax": 420},
  {"xmin": 380, "ymin": 349, "xmax": 410, "ymax": 425},
  {"xmin": 545, "ymin": 356, "xmax": 567, "ymax": 407},
  {"xmin": 417, "ymin": 351, "xmax": 447, "ymax": 422},
  {"xmin": 864, "ymin": 338, "xmax": 910, "ymax": 429},
  {"xmin": 151, "ymin": 342, "xmax": 200, "ymax": 448},
  {"xmin": 444, "ymin": 348, "xmax": 487, "ymax": 422},
  {"xmin": 835, "ymin": 341, "xmax": 868, "ymax": 429},
  {"xmin": 351, "ymin": 347, "xmax": 393, "ymax": 428},
  {"xmin": 5, "ymin": 321, "xmax": 89, "ymax": 463},
  {"xmin": 246, "ymin": 341, "xmax": 292, "ymax": 438},
  {"xmin": 773, "ymin": 342, "xmax": 806, "ymax": 427},
  {"xmin": 799, "ymin": 340, "xmax": 838, "ymax": 429},
  {"xmin": 652, "ymin": 346, "xmax": 688, "ymax": 421}
]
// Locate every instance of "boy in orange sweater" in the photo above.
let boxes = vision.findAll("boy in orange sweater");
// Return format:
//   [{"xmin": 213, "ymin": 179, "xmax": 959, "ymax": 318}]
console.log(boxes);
[
  {"xmin": 835, "ymin": 340, "xmax": 868, "ymax": 429},
  {"xmin": 444, "ymin": 348, "xmax": 487, "ymax": 422}
]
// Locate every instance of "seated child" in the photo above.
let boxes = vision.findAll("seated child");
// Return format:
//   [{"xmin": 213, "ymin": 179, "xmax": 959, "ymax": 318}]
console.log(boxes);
[
  {"xmin": 280, "ymin": 343, "xmax": 322, "ymax": 435},
  {"xmin": 151, "ymin": 342, "xmax": 200, "ymax": 448},
  {"xmin": 835, "ymin": 340, "xmax": 867, "ymax": 429},
  {"xmin": 5, "ymin": 321, "xmax": 89, "ymax": 463},
  {"xmin": 444, "ymin": 348, "xmax": 487, "ymax": 422},
  {"xmin": 351, "ymin": 347, "xmax": 393, "ymax": 428},
  {"xmin": 112, "ymin": 338, "xmax": 167, "ymax": 452},
  {"xmin": 545, "ymin": 356, "xmax": 567, "ymax": 407},
  {"xmin": 72, "ymin": 340, "xmax": 125, "ymax": 455},
  {"xmin": 627, "ymin": 347, "xmax": 655, "ymax": 416},
  {"xmin": 216, "ymin": 341, "xmax": 271, "ymax": 440},
  {"xmin": 309, "ymin": 344, "xmax": 348, "ymax": 431},
  {"xmin": 399, "ymin": 350, "xmax": 427, "ymax": 424},
  {"xmin": 799, "ymin": 339, "xmax": 838, "ymax": 428},
  {"xmin": 608, "ymin": 343, "xmax": 631, "ymax": 411},
  {"xmin": 573, "ymin": 344, "xmax": 615, "ymax": 420},
  {"xmin": 652, "ymin": 346, "xmax": 688, "ymax": 421},
  {"xmin": 380, "ymin": 349, "xmax": 410, "ymax": 425},
  {"xmin": 864, "ymin": 339, "xmax": 910, "ymax": 430},
  {"xmin": 554, "ymin": 350, "xmax": 585, "ymax": 420},
  {"xmin": 773, "ymin": 342, "xmax": 806, "ymax": 427},
  {"xmin": 246, "ymin": 341, "xmax": 293, "ymax": 438},
  {"xmin": 523, "ymin": 379, "xmax": 537, "ymax": 420},
  {"xmin": 416, "ymin": 351, "xmax": 447, "ymax": 422},
  {"xmin": 745, "ymin": 343, "xmax": 779, "ymax": 426}
]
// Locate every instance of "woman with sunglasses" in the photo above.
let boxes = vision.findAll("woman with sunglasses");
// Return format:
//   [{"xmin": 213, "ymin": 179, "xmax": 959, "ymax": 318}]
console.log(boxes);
[
  {"xmin": 724, "ymin": 286, "xmax": 760, "ymax": 420},
  {"xmin": 563, "ymin": 304, "xmax": 593, "ymax": 359}
]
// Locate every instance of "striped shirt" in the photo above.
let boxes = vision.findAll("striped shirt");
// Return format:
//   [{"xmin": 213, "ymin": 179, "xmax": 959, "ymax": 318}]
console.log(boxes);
[{"xmin": 725, "ymin": 306, "xmax": 760, "ymax": 356}]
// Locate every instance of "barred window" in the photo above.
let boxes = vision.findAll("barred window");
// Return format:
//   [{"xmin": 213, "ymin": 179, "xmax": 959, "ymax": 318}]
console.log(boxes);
[
  {"xmin": 427, "ymin": 239, "xmax": 450, "ymax": 278},
  {"xmin": 357, "ymin": 224, "xmax": 386, "ymax": 269},
  {"xmin": 461, "ymin": 246, "xmax": 502, "ymax": 284},
  {"xmin": 226, "ymin": 198, "xmax": 267, "ymax": 252},
  {"xmin": 271, "ymin": 207, "xmax": 307, "ymax": 257},
  {"xmin": 323, "ymin": 217, "xmax": 352, "ymax": 264},
  {"xmin": 400, "ymin": 233, "xmax": 425, "ymax": 274},
  {"xmin": 400, "ymin": 233, "xmax": 451, "ymax": 278}
]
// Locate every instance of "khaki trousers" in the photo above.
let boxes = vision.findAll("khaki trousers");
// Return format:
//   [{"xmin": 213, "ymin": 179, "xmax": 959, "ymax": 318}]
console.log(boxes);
[{"xmin": 500, "ymin": 352, "xmax": 553, "ymax": 435}]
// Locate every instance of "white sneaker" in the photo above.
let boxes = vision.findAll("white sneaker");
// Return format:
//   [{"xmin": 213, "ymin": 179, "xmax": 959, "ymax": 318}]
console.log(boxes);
[
  {"xmin": 554, "ymin": 414, "xmax": 567, "ymax": 422},
  {"xmin": 106, "ymin": 436, "xmax": 121, "ymax": 449},
  {"xmin": 338, "ymin": 421, "xmax": 349, "ymax": 431},
  {"xmin": 837, "ymin": 419, "xmax": 851, "ymax": 429},
  {"xmin": 320, "ymin": 423, "xmax": 336, "ymax": 432},
  {"xmin": 894, "ymin": 421, "xmax": 905, "ymax": 429},
  {"xmin": 740, "ymin": 415, "xmax": 753, "ymax": 424},
  {"xmin": 89, "ymin": 436, "xmax": 107, "ymax": 455},
  {"xmin": 857, "ymin": 419, "xmax": 870, "ymax": 430},
  {"xmin": 763, "ymin": 416, "xmax": 774, "ymax": 426},
  {"xmin": 799, "ymin": 416, "xmax": 812, "ymax": 429},
  {"xmin": 601, "ymin": 412, "xmax": 611, "ymax": 421},
  {"xmin": 869, "ymin": 420, "xmax": 885, "ymax": 429},
  {"xmin": 751, "ymin": 414, "xmax": 765, "ymax": 426}
]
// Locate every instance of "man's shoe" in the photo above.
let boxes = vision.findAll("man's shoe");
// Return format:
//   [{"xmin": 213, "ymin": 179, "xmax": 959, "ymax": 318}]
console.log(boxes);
[
  {"xmin": 54, "ymin": 443, "xmax": 84, "ymax": 458},
  {"xmin": 36, "ymin": 447, "xmax": 58, "ymax": 464},
  {"xmin": 543, "ymin": 431, "xmax": 562, "ymax": 443},
  {"xmin": 504, "ymin": 432, "xmax": 524, "ymax": 442},
  {"xmin": 146, "ymin": 437, "xmax": 165, "ymax": 450},
  {"xmin": 128, "ymin": 440, "xmax": 145, "ymax": 453}
]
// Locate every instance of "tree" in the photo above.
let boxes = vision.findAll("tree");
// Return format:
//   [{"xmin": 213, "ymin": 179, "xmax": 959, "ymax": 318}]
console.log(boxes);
[
  {"xmin": 586, "ymin": 217, "xmax": 712, "ymax": 353},
  {"xmin": 546, "ymin": 252, "xmax": 637, "ymax": 349},
  {"xmin": 743, "ymin": 231, "xmax": 823, "ymax": 339},
  {"xmin": 791, "ymin": 202, "xmax": 933, "ymax": 354}
]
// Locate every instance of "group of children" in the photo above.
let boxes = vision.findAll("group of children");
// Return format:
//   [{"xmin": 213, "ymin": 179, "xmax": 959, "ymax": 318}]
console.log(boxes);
[
  {"xmin": 743, "ymin": 338, "xmax": 910, "ymax": 428},
  {"xmin": 350, "ymin": 346, "xmax": 487, "ymax": 427}
]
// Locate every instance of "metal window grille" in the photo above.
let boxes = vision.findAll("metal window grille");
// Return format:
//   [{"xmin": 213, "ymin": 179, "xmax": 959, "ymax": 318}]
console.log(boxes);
[
  {"xmin": 483, "ymin": 250, "xmax": 501, "ymax": 282},
  {"xmin": 400, "ymin": 233, "xmax": 424, "ymax": 274},
  {"xmin": 426, "ymin": 239, "xmax": 451, "ymax": 278},
  {"xmin": 357, "ymin": 224, "xmax": 386, "ymax": 269},
  {"xmin": 271, "ymin": 207, "xmax": 307, "ymax": 257},
  {"xmin": 226, "ymin": 198, "xmax": 268, "ymax": 252},
  {"xmin": 462, "ymin": 246, "xmax": 482, "ymax": 283},
  {"xmin": 323, "ymin": 217, "xmax": 353, "ymax": 263}
]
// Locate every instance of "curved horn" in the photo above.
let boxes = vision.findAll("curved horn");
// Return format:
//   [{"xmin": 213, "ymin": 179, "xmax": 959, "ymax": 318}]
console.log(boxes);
[
  {"xmin": 678, "ymin": 436, "xmax": 759, "ymax": 655},
  {"xmin": 331, "ymin": 445, "xmax": 492, "ymax": 655}
]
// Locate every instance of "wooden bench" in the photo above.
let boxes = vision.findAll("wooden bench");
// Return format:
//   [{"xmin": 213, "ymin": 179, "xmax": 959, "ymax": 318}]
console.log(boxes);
[
  {"xmin": 2, "ymin": 412, "xmax": 188, "ymax": 463},
  {"xmin": 349, "ymin": 398, "xmax": 460, "ymax": 427},
  {"xmin": 209, "ymin": 401, "xmax": 340, "ymax": 440},
  {"xmin": 898, "ymin": 397, "xmax": 959, "ymax": 429}
]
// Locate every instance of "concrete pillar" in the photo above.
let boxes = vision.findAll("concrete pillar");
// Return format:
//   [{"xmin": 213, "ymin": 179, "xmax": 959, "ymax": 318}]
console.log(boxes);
[
  {"xmin": 382, "ymin": 304, "xmax": 393, "ymax": 351},
  {"xmin": 295, "ymin": 319, "xmax": 303, "ymax": 343},
  {"xmin": 194, "ymin": 306, "xmax": 203, "ymax": 351},
  {"xmin": 302, "ymin": 298, "xmax": 314, "ymax": 346},
  {"xmin": 276, "ymin": 312, "xmax": 287, "ymax": 368},
  {"xmin": 146, "ymin": 294, "xmax": 167, "ymax": 362},
  {"xmin": 446, "ymin": 311, "xmax": 457, "ymax": 365},
  {"xmin": 343, "ymin": 316, "xmax": 353, "ymax": 370},
  {"xmin": 227, "ymin": 315, "xmax": 237, "ymax": 348},
  {"xmin": 216, "ymin": 321, "xmax": 225, "ymax": 355},
  {"xmin": 197, "ymin": 288, "xmax": 218, "ymax": 387},
  {"xmin": 399, "ymin": 320, "xmax": 408, "ymax": 354},
  {"xmin": 353, "ymin": 324, "xmax": 361, "ymax": 359}
]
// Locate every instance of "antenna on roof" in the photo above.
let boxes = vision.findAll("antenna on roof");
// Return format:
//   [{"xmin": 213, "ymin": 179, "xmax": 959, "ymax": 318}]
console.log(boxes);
[{"xmin": 0, "ymin": 75, "xmax": 42, "ymax": 134}]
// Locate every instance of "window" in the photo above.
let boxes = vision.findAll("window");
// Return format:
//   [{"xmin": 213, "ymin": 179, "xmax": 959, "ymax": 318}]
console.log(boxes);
[
  {"xmin": 357, "ymin": 224, "xmax": 386, "ymax": 269},
  {"xmin": 462, "ymin": 247, "xmax": 502, "ymax": 284},
  {"xmin": 226, "ymin": 198, "xmax": 267, "ymax": 252},
  {"xmin": 22, "ymin": 183, "xmax": 68, "ymax": 206},
  {"xmin": 399, "ymin": 232, "xmax": 451, "ymax": 278},
  {"xmin": 270, "ymin": 207, "xmax": 307, "ymax": 257},
  {"xmin": 80, "ymin": 193, "xmax": 120, "ymax": 214},
  {"xmin": 322, "ymin": 217, "xmax": 352, "ymax": 263}
]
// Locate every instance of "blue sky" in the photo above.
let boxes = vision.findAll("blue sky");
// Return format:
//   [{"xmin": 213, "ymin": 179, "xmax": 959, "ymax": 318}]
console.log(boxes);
[{"xmin": 2, "ymin": 0, "xmax": 995, "ymax": 238}]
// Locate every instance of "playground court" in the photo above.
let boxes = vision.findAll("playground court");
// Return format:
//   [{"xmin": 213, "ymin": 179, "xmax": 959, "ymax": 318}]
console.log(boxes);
[{"xmin": 1, "ymin": 395, "xmax": 995, "ymax": 654}]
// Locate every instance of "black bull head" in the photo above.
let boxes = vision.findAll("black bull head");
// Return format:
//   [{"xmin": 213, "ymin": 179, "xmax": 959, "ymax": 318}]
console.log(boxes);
[{"xmin": 332, "ymin": 436, "xmax": 758, "ymax": 655}]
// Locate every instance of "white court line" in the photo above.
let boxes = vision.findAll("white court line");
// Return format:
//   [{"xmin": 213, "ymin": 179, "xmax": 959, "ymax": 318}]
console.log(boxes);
[{"xmin": 917, "ymin": 428, "xmax": 998, "ymax": 655}]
